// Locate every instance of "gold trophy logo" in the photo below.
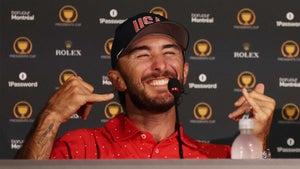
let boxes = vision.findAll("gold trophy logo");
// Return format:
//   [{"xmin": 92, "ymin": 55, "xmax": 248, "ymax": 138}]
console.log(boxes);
[
  {"xmin": 281, "ymin": 40, "xmax": 299, "ymax": 58},
  {"xmin": 193, "ymin": 102, "xmax": 212, "ymax": 120},
  {"xmin": 150, "ymin": 6, "xmax": 168, "ymax": 18},
  {"xmin": 281, "ymin": 103, "xmax": 300, "ymax": 121},
  {"xmin": 59, "ymin": 69, "xmax": 78, "ymax": 85},
  {"xmin": 59, "ymin": 5, "xmax": 78, "ymax": 23},
  {"xmin": 104, "ymin": 101, "xmax": 123, "ymax": 119},
  {"xmin": 104, "ymin": 37, "xmax": 114, "ymax": 56},
  {"xmin": 13, "ymin": 101, "xmax": 33, "ymax": 119},
  {"xmin": 13, "ymin": 36, "xmax": 33, "ymax": 55},
  {"xmin": 237, "ymin": 8, "xmax": 256, "ymax": 26},
  {"xmin": 193, "ymin": 39, "xmax": 212, "ymax": 57},
  {"xmin": 237, "ymin": 71, "xmax": 256, "ymax": 89}
]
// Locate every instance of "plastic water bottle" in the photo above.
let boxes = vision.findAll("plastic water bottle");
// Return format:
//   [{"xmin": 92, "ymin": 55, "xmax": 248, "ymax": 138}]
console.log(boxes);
[{"xmin": 231, "ymin": 116, "xmax": 262, "ymax": 159}]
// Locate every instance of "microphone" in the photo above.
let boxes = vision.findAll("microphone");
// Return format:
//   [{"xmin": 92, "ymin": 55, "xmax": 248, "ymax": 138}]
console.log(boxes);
[
  {"xmin": 168, "ymin": 78, "xmax": 182, "ymax": 99},
  {"xmin": 168, "ymin": 78, "xmax": 184, "ymax": 159}
]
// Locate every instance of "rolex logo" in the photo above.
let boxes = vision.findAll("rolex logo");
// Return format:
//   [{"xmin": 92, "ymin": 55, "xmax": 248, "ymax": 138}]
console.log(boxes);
[
  {"xmin": 13, "ymin": 101, "xmax": 32, "ymax": 119},
  {"xmin": 59, "ymin": 69, "xmax": 77, "ymax": 85},
  {"xmin": 237, "ymin": 71, "xmax": 256, "ymax": 89},
  {"xmin": 237, "ymin": 8, "xmax": 256, "ymax": 26},
  {"xmin": 59, "ymin": 5, "xmax": 78, "ymax": 23},
  {"xmin": 13, "ymin": 36, "xmax": 32, "ymax": 55},
  {"xmin": 281, "ymin": 103, "xmax": 300, "ymax": 121},
  {"xmin": 193, "ymin": 102, "xmax": 212, "ymax": 120},
  {"xmin": 104, "ymin": 38, "xmax": 114, "ymax": 56},
  {"xmin": 104, "ymin": 101, "xmax": 123, "ymax": 119},
  {"xmin": 281, "ymin": 40, "xmax": 299, "ymax": 58},
  {"xmin": 65, "ymin": 40, "xmax": 72, "ymax": 49},
  {"xmin": 193, "ymin": 39, "xmax": 212, "ymax": 57},
  {"xmin": 150, "ymin": 6, "xmax": 168, "ymax": 18}
]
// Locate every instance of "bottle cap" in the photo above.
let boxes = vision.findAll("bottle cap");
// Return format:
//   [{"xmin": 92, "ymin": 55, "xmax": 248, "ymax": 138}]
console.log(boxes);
[{"xmin": 239, "ymin": 118, "xmax": 254, "ymax": 129}]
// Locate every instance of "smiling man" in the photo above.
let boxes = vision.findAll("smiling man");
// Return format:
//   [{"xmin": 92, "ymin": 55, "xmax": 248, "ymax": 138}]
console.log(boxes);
[{"xmin": 16, "ymin": 12, "xmax": 275, "ymax": 159}]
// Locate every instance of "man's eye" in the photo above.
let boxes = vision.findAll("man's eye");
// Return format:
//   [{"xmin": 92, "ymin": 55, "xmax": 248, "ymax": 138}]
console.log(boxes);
[{"xmin": 136, "ymin": 54, "xmax": 149, "ymax": 58}]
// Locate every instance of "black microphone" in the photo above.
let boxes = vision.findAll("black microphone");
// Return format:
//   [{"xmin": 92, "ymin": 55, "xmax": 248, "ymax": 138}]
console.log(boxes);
[
  {"xmin": 168, "ymin": 78, "xmax": 184, "ymax": 159},
  {"xmin": 168, "ymin": 78, "xmax": 181, "ymax": 99}
]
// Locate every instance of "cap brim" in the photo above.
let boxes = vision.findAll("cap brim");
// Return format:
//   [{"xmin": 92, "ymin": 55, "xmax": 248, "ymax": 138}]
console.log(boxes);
[{"xmin": 121, "ymin": 21, "xmax": 189, "ymax": 57}]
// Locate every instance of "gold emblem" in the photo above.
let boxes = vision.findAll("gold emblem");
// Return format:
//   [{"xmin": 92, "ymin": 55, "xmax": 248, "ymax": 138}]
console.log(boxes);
[
  {"xmin": 193, "ymin": 39, "xmax": 212, "ymax": 57},
  {"xmin": 65, "ymin": 40, "xmax": 72, "ymax": 49},
  {"xmin": 13, "ymin": 36, "xmax": 33, "ymax": 55},
  {"xmin": 13, "ymin": 101, "xmax": 32, "ymax": 119},
  {"xmin": 237, "ymin": 8, "xmax": 256, "ymax": 26},
  {"xmin": 150, "ymin": 6, "xmax": 168, "ymax": 18},
  {"xmin": 59, "ymin": 69, "xmax": 77, "ymax": 85},
  {"xmin": 281, "ymin": 103, "xmax": 300, "ymax": 121},
  {"xmin": 104, "ymin": 101, "xmax": 123, "ymax": 119},
  {"xmin": 59, "ymin": 5, "xmax": 78, "ymax": 23},
  {"xmin": 104, "ymin": 38, "xmax": 114, "ymax": 56},
  {"xmin": 281, "ymin": 40, "xmax": 299, "ymax": 58},
  {"xmin": 193, "ymin": 102, "xmax": 213, "ymax": 120},
  {"xmin": 237, "ymin": 71, "xmax": 256, "ymax": 89},
  {"xmin": 243, "ymin": 42, "xmax": 250, "ymax": 51}
]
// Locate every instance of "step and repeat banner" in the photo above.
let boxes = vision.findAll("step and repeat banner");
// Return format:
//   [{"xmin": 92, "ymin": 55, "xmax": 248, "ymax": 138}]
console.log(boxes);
[{"xmin": 1, "ymin": 0, "xmax": 300, "ymax": 159}]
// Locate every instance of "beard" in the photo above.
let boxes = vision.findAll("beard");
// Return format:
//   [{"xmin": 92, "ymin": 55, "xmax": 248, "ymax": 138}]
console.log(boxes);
[{"xmin": 127, "ymin": 85, "xmax": 175, "ymax": 113}]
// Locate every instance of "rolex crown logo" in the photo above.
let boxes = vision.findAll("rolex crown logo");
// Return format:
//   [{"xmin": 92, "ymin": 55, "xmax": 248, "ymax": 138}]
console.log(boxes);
[
  {"xmin": 243, "ymin": 43, "xmax": 250, "ymax": 51},
  {"xmin": 65, "ymin": 40, "xmax": 72, "ymax": 49}
]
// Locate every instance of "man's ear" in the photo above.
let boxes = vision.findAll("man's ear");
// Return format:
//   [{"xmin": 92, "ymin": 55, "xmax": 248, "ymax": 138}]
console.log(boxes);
[{"xmin": 107, "ymin": 70, "xmax": 127, "ymax": 92}]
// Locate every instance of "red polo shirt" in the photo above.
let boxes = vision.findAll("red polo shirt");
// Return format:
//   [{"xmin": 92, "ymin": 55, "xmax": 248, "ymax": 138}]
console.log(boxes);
[{"xmin": 50, "ymin": 113, "xmax": 231, "ymax": 159}]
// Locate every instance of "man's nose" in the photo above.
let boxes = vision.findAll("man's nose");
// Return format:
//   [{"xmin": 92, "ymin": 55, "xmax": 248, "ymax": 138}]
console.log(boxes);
[{"xmin": 151, "ymin": 55, "xmax": 167, "ymax": 72}]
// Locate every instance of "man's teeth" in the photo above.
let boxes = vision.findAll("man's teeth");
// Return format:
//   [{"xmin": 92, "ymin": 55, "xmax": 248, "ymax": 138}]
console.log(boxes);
[{"xmin": 150, "ymin": 79, "xmax": 169, "ymax": 86}]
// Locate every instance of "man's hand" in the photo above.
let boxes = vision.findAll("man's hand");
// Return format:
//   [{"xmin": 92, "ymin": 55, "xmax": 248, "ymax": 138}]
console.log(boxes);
[{"xmin": 228, "ymin": 83, "xmax": 276, "ymax": 149}]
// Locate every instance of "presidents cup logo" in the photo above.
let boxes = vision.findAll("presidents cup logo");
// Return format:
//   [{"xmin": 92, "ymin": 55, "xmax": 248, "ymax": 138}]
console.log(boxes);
[
  {"xmin": 193, "ymin": 102, "xmax": 212, "ymax": 120},
  {"xmin": 104, "ymin": 38, "xmax": 114, "ymax": 56},
  {"xmin": 234, "ymin": 8, "xmax": 259, "ymax": 29},
  {"xmin": 104, "ymin": 101, "xmax": 123, "ymax": 120},
  {"xmin": 281, "ymin": 40, "xmax": 299, "ymax": 58},
  {"xmin": 13, "ymin": 101, "xmax": 32, "ymax": 119},
  {"xmin": 13, "ymin": 36, "xmax": 32, "ymax": 55},
  {"xmin": 150, "ymin": 6, "xmax": 168, "ymax": 18},
  {"xmin": 59, "ymin": 5, "xmax": 78, "ymax": 23},
  {"xmin": 59, "ymin": 69, "xmax": 77, "ymax": 85},
  {"xmin": 281, "ymin": 103, "xmax": 300, "ymax": 121},
  {"xmin": 237, "ymin": 8, "xmax": 256, "ymax": 26},
  {"xmin": 193, "ymin": 39, "xmax": 212, "ymax": 56},
  {"xmin": 190, "ymin": 102, "xmax": 215, "ymax": 124},
  {"xmin": 237, "ymin": 71, "xmax": 256, "ymax": 89},
  {"xmin": 55, "ymin": 5, "xmax": 81, "ymax": 27}
]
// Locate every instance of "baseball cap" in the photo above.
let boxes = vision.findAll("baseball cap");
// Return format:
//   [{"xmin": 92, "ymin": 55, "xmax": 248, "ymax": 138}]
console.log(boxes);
[{"xmin": 110, "ymin": 12, "xmax": 189, "ymax": 69}]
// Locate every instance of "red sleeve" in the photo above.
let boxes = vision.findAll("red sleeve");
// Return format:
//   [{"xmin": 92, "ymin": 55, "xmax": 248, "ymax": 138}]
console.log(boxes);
[{"xmin": 49, "ymin": 129, "xmax": 97, "ymax": 159}]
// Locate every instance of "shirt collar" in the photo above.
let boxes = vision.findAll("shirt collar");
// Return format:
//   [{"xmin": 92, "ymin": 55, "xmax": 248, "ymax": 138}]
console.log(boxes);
[{"xmin": 105, "ymin": 113, "xmax": 198, "ymax": 149}]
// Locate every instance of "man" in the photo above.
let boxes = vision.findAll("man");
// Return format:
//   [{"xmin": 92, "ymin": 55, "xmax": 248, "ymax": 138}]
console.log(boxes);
[{"xmin": 16, "ymin": 12, "xmax": 275, "ymax": 159}]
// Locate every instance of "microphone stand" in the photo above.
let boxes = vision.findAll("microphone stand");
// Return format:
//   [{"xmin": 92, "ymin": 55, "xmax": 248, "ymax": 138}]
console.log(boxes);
[{"xmin": 174, "ymin": 96, "xmax": 184, "ymax": 159}]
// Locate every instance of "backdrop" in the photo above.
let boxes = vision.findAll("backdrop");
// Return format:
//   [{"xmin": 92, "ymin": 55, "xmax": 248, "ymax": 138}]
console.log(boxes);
[{"xmin": 1, "ymin": 0, "xmax": 300, "ymax": 159}]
